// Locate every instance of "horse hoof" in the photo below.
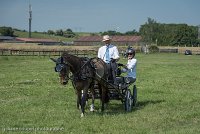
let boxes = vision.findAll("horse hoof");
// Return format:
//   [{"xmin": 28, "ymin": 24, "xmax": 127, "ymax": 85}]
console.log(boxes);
[
  {"xmin": 81, "ymin": 113, "xmax": 84, "ymax": 117},
  {"xmin": 90, "ymin": 108, "xmax": 95, "ymax": 112},
  {"xmin": 90, "ymin": 105, "xmax": 95, "ymax": 112},
  {"xmin": 104, "ymin": 103, "xmax": 108, "ymax": 109}
]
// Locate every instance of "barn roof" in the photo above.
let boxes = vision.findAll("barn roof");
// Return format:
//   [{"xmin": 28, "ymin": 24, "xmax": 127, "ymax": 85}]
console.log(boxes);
[
  {"xmin": 75, "ymin": 35, "xmax": 142, "ymax": 42},
  {"xmin": 75, "ymin": 36, "xmax": 101, "ymax": 42}
]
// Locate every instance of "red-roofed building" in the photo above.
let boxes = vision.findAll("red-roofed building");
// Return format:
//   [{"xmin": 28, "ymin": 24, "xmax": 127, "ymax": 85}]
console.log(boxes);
[{"xmin": 74, "ymin": 35, "xmax": 142, "ymax": 46}]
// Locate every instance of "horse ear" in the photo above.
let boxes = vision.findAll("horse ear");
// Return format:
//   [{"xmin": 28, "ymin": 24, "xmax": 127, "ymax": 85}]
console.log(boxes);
[{"xmin": 50, "ymin": 58, "xmax": 57, "ymax": 62}]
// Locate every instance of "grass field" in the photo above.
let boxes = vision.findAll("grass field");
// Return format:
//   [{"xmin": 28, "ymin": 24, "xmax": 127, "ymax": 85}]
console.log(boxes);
[
  {"xmin": 14, "ymin": 30, "xmax": 74, "ymax": 42},
  {"xmin": 13, "ymin": 30, "xmax": 95, "ymax": 42},
  {"xmin": 0, "ymin": 53, "xmax": 200, "ymax": 134}
]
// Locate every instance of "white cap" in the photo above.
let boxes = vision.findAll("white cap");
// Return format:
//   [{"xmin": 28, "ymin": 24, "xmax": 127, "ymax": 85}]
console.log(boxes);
[{"xmin": 102, "ymin": 35, "xmax": 111, "ymax": 42}]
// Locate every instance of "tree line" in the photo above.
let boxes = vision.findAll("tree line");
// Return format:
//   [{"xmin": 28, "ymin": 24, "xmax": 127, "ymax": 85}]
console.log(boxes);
[
  {"xmin": 139, "ymin": 18, "xmax": 199, "ymax": 46},
  {"xmin": 0, "ymin": 18, "xmax": 199, "ymax": 46},
  {"xmin": 46, "ymin": 29, "xmax": 76, "ymax": 38}
]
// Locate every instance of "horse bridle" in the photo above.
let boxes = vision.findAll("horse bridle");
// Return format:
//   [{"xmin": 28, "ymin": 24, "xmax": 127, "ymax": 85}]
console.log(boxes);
[
  {"xmin": 63, "ymin": 57, "xmax": 95, "ymax": 81},
  {"xmin": 54, "ymin": 57, "xmax": 73, "ymax": 82}
]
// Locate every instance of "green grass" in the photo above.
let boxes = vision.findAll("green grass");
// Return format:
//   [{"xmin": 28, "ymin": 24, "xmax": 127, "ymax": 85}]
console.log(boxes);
[
  {"xmin": 14, "ymin": 30, "xmax": 100, "ymax": 43},
  {"xmin": 0, "ymin": 54, "xmax": 200, "ymax": 134},
  {"xmin": 14, "ymin": 30, "xmax": 74, "ymax": 42}
]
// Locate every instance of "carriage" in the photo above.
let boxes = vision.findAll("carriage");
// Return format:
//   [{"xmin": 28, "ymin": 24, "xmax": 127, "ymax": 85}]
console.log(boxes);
[
  {"xmin": 87, "ymin": 64, "xmax": 137, "ymax": 112},
  {"xmin": 51, "ymin": 52, "xmax": 137, "ymax": 116}
]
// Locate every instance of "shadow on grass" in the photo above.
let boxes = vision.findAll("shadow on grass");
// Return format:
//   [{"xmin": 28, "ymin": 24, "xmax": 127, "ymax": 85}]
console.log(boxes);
[
  {"xmin": 89, "ymin": 103, "xmax": 127, "ymax": 116},
  {"xmin": 136, "ymin": 100, "xmax": 165, "ymax": 110},
  {"xmin": 89, "ymin": 99, "xmax": 165, "ymax": 116},
  {"xmin": 16, "ymin": 79, "xmax": 39, "ymax": 85}
]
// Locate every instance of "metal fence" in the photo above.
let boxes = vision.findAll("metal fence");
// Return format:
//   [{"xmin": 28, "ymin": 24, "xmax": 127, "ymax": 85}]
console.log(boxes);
[
  {"xmin": 159, "ymin": 48, "xmax": 178, "ymax": 53},
  {"xmin": 0, "ymin": 49, "xmax": 98, "ymax": 57},
  {"xmin": 1, "ymin": 48, "xmax": 199, "ymax": 56}
]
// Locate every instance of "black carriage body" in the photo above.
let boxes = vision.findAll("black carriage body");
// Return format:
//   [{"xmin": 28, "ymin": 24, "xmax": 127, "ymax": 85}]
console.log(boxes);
[
  {"xmin": 87, "ymin": 76, "xmax": 137, "ymax": 112},
  {"xmin": 88, "ymin": 77, "xmax": 125, "ymax": 99}
]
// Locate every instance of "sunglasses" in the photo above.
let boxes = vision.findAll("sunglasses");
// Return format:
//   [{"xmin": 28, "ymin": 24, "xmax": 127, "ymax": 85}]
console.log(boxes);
[{"xmin": 128, "ymin": 53, "xmax": 133, "ymax": 55}]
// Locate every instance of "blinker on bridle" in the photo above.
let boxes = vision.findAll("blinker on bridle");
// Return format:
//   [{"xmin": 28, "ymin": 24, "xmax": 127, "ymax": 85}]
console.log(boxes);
[
  {"xmin": 55, "ymin": 64, "xmax": 65, "ymax": 72},
  {"xmin": 54, "ymin": 56, "xmax": 68, "ymax": 72}
]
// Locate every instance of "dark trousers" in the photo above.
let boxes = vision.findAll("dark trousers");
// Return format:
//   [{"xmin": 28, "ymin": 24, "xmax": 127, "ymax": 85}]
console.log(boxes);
[{"xmin": 106, "ymin": 62, "xmax": 117, "ymax": 84}]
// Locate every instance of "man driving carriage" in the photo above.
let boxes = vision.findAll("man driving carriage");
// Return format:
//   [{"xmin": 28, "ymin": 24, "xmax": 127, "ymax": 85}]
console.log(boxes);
[{"xmin": 98, "ymin": 35, "xmax": 120, "ymax": 85}]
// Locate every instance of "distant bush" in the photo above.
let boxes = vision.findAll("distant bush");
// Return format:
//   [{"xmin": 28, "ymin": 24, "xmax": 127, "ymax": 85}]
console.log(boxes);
[
  {"xmin": 0, "ymin": 26, "xmax": 14, "ymax": 36},
  {"xmin": 148, "ymin": 45, "xmax": 159, "ymax": 53}
]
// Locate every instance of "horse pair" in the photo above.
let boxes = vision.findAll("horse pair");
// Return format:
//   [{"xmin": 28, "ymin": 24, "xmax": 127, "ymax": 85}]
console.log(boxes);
[{"xmin": 51, "ymin": 52, "xmax": 109, "ymax": 117}]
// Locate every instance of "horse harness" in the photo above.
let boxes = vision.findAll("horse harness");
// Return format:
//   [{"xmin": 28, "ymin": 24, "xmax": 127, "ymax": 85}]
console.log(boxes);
[{"xmin": 71, "ymin": 57, "xmax": 96, "ymax": 81}]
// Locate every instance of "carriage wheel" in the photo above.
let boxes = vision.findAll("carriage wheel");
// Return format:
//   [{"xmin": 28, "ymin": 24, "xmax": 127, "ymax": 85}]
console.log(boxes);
[
  {"xmin": 124, "ymin": 89, "xmax": 132, "ymax": 112},
  {"xmin": 132, "ymin": 85, "xmax": 137, "ymax": 107}
]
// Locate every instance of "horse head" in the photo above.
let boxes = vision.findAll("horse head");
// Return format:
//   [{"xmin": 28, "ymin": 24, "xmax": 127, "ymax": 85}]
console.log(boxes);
[{"xmin": 50, "ymin": 57, "xmax": 70, "ymax": 85}]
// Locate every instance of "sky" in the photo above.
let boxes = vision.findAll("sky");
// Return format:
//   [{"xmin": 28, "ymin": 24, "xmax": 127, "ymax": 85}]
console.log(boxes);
[{"xmin": 0, "ymin": 0, "xmax": 199, "ymax": 33}]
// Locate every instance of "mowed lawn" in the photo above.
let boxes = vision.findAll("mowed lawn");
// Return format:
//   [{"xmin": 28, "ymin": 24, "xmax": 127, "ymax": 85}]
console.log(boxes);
[{"xmin": 0, "ymin": 53, "xmax": 200, "ymax": 134}]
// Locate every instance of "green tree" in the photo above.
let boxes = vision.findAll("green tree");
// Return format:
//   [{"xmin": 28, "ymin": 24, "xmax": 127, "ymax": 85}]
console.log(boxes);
[
  {"xmin": 0, "ymin": 26, "xmax": 14, "ymax": 36},
  {"xmin": 55, "ymin": 29, "xmax": 64, "ymax": 36},
  {"xmin": 47, "ymin": 30, "xmax": 55, "ymax": 35},
  {"xmin": 63, "ymin": 28, "xmax": 76, "ymax": 38},
  {"xmin": 101, "ymin": 30, "xmax": 122, "ymax": 36},
  {"xmin": 125, "ymin": 29, "xmax": 140, "ymax": 35},
  {"xmin": 139, "ymin": 18, "xmax": 158, "ymax": 44},
  {"xmin": 139, "ymin": 18, "xmax": 198, "ymax": 46}
]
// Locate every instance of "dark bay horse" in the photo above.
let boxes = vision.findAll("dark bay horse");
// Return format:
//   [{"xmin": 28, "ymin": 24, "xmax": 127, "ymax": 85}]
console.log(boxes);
[{"xmin": 51, "ymin": 52, "xmax": 108, "ymax": 117}]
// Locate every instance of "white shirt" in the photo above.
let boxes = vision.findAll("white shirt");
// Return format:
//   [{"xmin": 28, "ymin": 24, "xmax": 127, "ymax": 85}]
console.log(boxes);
[
  {"xmin": 122, "ymin": 58, "xmax": 137, "ymax": 78},
  {"xmin": 98, "ymin": 44, "xmax": 120, "ymax": 63}
]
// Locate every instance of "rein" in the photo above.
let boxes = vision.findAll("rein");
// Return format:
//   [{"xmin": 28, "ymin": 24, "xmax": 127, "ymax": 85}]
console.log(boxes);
[
  {"xmin": 66, "ymin": 57, "xmax": 94, "ymax": 81},
  {"xmin": 73, "ymin": 59, "xmax": 90, "ymax": 77}
]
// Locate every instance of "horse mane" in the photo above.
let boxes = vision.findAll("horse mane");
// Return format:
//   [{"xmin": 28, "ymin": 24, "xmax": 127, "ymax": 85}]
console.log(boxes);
[
  {"xmin": 62, "ymin": 52, "xmax": 87, "ymax": 62},
  {"xmin": 62, "ymin": 52, "xmax": 79, "ymax": 60},
  {"xmin": 61, "ymin": 52, "xmax": 82, "ymax": 72}
]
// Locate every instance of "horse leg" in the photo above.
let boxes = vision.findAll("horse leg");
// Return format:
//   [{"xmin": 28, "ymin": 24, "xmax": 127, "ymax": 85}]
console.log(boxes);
[
  {"xmin": 98, "ymin": 85, "xmax": 104, "ymax": 112},
  {"xmin": 101, "ymin": 85, "xmax": 110, "ymax": 112},
  {"xmin": 90, "ymin": 87, "xmax": 95, "ymax": 112},
  {"xmin": 99, "ymin": 85, "xmax": 105, "ymax": 112},
  {"xmin": 76, "ymin": 90, "xmax": 81, "ymax": 110},
  {"xmin": 101, "ymin": 89, "xmax": 105, "ymax": 112},
  {"xmin": 80, "ymin": 88, "xmax": 88, "ymax": 117}
]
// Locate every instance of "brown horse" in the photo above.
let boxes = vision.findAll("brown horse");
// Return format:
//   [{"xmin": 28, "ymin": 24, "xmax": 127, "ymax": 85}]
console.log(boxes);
[{"xmin": 51, "ymin": 52, "xmax": 108, "ymax": 117}]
